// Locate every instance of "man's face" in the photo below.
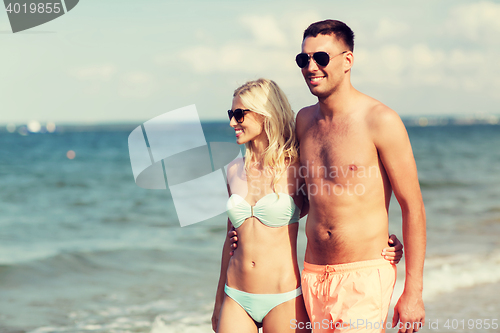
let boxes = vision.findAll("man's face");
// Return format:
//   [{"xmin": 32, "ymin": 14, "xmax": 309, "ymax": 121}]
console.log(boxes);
[{"xmin": 300, "ymin": 34, "xmax": 347, "ymax": 98}]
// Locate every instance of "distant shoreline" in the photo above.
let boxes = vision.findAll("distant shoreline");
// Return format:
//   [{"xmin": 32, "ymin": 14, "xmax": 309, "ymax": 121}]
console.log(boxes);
[{"xmin": 0, "ymin": 115, "xmax": 499, "ymax": 134}]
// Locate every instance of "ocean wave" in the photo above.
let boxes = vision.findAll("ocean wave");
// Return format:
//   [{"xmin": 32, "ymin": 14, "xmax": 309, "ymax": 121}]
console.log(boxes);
[
  {"xmin": 24, "ymin": 302, "xmax": 212, "ymax": 333},
  {"xmin": 419, "ymin": 179, "xmax": 471, "ymax": 189},
  {"xmin": 150, "ymin": 312, "xmax": 212, "ymax": 333},
  {"xmin": 391, "ymin": 252, "xmax": 500, "ymax": 306},
  {"xmin": 0, "ymin": 247, "xmax": 205, "ymax": 286},
  {"xmin": 423, "ymin": 252, "xmax": 500, "ymax": 300}
]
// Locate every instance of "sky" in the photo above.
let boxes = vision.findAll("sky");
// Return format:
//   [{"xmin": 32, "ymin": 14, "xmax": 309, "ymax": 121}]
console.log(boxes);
[{"xmin": 1, "ymin": 0, "xmax": 499, "ymax": 125}]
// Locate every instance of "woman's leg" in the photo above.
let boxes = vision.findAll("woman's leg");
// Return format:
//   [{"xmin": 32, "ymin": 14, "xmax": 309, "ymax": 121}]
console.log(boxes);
[
  {"xmin": 217, "ymin": 294, "xmax": 259, "ymax": 333},
  {"xmin": 262, "ymin": 294, "xmax": 311, "ymax": 333}
]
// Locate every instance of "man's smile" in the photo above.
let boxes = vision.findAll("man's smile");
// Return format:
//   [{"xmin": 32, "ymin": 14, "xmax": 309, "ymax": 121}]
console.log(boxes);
[{"xmin": 308, "ymin": 75, "xmax": 326, "ymax": 84}]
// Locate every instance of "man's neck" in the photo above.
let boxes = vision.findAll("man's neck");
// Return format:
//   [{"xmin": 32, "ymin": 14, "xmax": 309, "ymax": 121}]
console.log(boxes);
[{"xmin": 318, "ymin": 82, "xmax": 357, "ymax": 118}]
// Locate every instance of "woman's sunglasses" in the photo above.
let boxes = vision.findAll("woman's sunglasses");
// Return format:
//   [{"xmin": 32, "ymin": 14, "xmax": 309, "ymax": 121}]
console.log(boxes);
[
  {"xmin": 295, "ymin": 51, "xmax": 347, "ymax": 68},
  {"xmin": 228, "ymin": 108, "xmax": 250, "ymax": 123}
]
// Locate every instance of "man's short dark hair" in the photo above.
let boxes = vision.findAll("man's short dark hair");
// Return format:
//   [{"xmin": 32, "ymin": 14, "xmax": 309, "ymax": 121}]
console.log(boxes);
[{"xmin": 303, "ymin": 19, "xmax": 354, "ymax": 51}]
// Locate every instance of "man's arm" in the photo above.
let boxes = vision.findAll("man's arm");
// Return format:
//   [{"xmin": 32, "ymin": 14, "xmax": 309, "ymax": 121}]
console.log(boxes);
[
  {"xmin": 228, "ymin": 226, "xmax": 238, "ymax": 256},
  {"xmin": 370, "ymin": 106, "xmax": 426, "ymax": 333},
  {"xmin": 295, "ymin": 106, "xmax": 311, "ymax": 144}
]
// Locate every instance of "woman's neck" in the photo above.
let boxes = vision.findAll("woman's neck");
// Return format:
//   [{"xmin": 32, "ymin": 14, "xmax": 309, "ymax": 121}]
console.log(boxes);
[{"xmin": 249, "ymin": 135, "xmax": 268, "ymax": 163}]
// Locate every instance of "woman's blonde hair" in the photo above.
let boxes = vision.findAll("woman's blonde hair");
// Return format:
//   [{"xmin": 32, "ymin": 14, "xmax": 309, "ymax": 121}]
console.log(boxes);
[{"xmin": 233, "ymin": 78, "xmax": 298, "ymax": 190}]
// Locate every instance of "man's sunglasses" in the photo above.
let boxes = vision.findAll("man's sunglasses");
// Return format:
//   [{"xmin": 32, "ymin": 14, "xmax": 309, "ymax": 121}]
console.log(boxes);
[
  {"xmin": 295, "ymin": 51, "xmax": 347, "ymax": 68},
  {"xmin": 228, "ymin": 108, "xmax": 251, "ymax": 123}
]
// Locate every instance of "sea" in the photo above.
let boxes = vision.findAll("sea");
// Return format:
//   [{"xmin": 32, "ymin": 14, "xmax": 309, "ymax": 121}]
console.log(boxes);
[{"xmin": 1, "ymin": 119, "xmax": 499, "ymax": 333}]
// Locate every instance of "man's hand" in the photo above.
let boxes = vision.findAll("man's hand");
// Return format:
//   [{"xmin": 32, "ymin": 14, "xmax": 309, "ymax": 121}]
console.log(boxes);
[
  {"xmin": 211, "ymin": 301, "xmax": 222, "ymax": 332},
  {"xmin": 382, "ymin": 234, "xmax": 404, "ymax": 264},
  {"xmin": 392, "ymin": 292, "xmax": 425, "ymax": 333},
  {"xmin": 228, "ymin": 226, "xmax": 238, "ymax": 256}
]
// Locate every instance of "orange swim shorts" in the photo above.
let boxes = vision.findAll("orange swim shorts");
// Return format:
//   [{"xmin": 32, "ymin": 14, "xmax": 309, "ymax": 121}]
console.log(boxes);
[{"xmin": 301, "ymin": 259, "xmax": 397, "ymax": 333}]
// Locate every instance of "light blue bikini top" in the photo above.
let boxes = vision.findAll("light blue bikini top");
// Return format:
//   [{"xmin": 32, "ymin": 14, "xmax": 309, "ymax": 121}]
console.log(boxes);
[{"xmin": 226, "ymin": 193, "xmax": 300, "ymax": 228}]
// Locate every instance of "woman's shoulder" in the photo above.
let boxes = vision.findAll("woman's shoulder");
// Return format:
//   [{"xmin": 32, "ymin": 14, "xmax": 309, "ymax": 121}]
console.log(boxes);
[
  {"xmin": 227, "ymin": 157, "xmax": 244, "ymax": 177},
  {"xmin": 228, "ymin": 157, "xmax": 244, "ymax": 168}
]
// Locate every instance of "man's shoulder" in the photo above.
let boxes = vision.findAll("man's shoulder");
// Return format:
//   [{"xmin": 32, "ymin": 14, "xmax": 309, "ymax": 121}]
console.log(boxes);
[
  {"xmin": 297, "ymin": 104, "xmax": 317, "ymax": 120},
  {"xmin": 363, "ymin": 97, "xmax": 402, "ymax": 131},
  {"xmin": 359, "ymin": 95, "xmax": 407, "ymax": 146}
]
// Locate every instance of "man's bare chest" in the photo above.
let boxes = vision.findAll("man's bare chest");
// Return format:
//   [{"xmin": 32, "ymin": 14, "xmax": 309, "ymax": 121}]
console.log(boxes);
[{"xmin": 299, "ymin": 124, "xmax": 378, "ymax": 182}]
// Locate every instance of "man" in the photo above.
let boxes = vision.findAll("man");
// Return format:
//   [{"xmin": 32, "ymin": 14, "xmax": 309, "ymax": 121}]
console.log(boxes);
[
  {"xmin": 229, "ymin": 19, "xmax": 425, "ymax": 333},
  {"xmin": 294, "ymin": 20, "xmax": 426, "ymax": 333}
]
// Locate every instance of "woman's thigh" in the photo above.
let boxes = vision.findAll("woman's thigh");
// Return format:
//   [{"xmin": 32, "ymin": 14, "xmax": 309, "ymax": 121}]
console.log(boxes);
[
  {"xmin": 217, "ymin": 294, "xmax": 259, "ymax": 333},
  {"xmin": 262, "ymin": 294, "xmax": 311, "ymax": 333}
]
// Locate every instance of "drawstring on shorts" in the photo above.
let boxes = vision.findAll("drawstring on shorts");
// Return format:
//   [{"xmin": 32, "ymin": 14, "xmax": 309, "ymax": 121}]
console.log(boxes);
[{"xmin": 314, "ymin": 265, "xmax": 336, "ymax": 302}]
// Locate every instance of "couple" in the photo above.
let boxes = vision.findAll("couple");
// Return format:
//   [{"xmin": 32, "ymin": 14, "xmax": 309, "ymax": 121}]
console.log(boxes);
[{"xmin": 212, "ymin": 20, "xmax": 426, "ymax": 333}]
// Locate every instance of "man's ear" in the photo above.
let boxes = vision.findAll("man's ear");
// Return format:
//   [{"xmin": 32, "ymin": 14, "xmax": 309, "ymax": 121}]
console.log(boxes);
[{"xmin": 344, "ymin": 51, "xmax": 354, "ymax": 73}]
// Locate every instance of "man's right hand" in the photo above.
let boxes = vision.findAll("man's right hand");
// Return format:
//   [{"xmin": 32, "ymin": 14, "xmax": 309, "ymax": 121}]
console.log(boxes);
[
  {"xmin": 228, "ymin": 226, "xmax": 238, "ymax": 256},
  {"xmin": 211, "ymin": 301, "xmax": 222, "ymax": 332}
]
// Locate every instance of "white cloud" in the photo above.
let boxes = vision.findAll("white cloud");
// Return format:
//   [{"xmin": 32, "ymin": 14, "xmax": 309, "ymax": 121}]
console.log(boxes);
[
  {"xmin": 448, "ymin": 49, "xmax": 484, "ymax": 70},
  {"xmin": 119, "ymin": 71, "xmax": 157, "ymax": 99},
  {"xmin": 380, "ymin": 44, "xmax": 407, "ymax": 73},
  {"xmin": 411, "ymin": 44, "xmax": 445, "ymax": 69},
  {"xmin": 446, "ymin": 1, "xmax": 500, "ymax": 43},
  {"xmin": 354, "ymin": 43, "xmax": 498, "ymax": 97},
  {"xmin": 374, "ymin": 19, "xmax": 410, "ymax": 40},
  {"xmin": 153, "ymin": 52, "xmax": 180, "ymax": 67},
  {"xmin": 176, "ymin": 12, "xmax": 319, "ymax": 75},
  {"xmin": 179, "ymin": 43, "xmax": 296, "ymax": 74},
  {"xmin": 354, "ymin": 45, "xmax": 408, "ymax": 85},
  {"xmin": 241, "ymin": 15, "xmax": 288, "ymax": 47},
  {"xmin": 69, "ymin": 65, "xmax": 116, "ymax": 81},
  {"xmin": 179, "ymin": 45, "xmax": 241, "ymax": 73}
]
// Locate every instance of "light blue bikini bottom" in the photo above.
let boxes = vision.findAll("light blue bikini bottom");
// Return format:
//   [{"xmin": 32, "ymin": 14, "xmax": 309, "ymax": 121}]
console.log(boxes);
[{"xmin": 224, "ymin": 284, "xmax": 302, "ymax": 323}]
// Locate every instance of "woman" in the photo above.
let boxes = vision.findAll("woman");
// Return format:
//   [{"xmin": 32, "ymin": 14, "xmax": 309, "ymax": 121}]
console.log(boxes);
[{"xmin": 211, "ymin": 79, "xmax": 401, "ymax": 333}]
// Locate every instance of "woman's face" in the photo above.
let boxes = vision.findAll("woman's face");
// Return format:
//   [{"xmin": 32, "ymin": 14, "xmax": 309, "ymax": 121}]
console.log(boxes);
[{"xmin": 229, "ymin": 95, "xmax": 266, "ymax": 145}]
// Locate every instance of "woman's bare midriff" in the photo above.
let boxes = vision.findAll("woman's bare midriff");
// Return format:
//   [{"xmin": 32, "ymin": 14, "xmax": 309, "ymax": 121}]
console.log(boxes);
[{"xmin": 226, "ymin": 217, "xmax": 301, "ymax": 294}]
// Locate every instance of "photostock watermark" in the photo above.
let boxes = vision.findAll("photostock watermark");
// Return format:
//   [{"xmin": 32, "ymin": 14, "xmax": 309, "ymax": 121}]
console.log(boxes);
[
  {"xmin": 243, "ymin": 161, "xmax": 379, "ymax": 198},
  {"xmin": 128, "ymin": 105, "xmax": 242, "ymax": 227},
  {"xmin": 291, "ymin": 318, "xmax": 499, "ymax": 331},
  {"xmin": 3, "ymin": 0, "xmax": 79, "ymax": 33},
  {"xmin": 291, "ymin": 319, "xmax": 423, "ymax": 331}
]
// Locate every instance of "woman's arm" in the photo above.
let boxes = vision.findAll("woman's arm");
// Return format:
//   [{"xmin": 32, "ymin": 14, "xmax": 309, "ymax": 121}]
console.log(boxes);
[{"xmin": 212, "ymin": 218, "xmax": 233, "ymax": 332}]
